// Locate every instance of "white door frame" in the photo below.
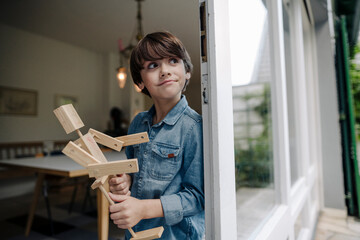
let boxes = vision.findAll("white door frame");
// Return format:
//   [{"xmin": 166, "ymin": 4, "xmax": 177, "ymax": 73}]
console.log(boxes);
[
  {"xmin": 201, "ymin": 0, "xmax": 320, "ymax": 239},
  {"xmin": 200, "ymin": 0, "xmax": 237, "ymax": 239}
]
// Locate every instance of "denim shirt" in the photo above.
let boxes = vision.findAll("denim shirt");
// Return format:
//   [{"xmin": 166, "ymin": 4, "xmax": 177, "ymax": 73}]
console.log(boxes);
[{"xmin": 125, "ymin": 95, "xmax": 205, "ymax": 240}]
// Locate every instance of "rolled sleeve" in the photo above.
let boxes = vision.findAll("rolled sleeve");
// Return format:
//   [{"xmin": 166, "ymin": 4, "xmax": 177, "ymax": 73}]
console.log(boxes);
[{"xmin": 160, "ymin": 194, "xmax": 183, "ymax": 225}]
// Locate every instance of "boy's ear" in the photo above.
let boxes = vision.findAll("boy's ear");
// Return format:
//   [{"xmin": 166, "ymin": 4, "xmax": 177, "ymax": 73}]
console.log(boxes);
[
  {"xmin": 185, "ymin": 72, "xmax": 191, "ymax": 80},
  {"xmin": 138, "ymin": 82, "xmax": 144, "ymax": 90}
]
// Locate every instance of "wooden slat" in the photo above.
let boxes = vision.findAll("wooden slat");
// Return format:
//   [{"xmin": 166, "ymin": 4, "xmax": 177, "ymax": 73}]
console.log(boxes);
[
  {"xmin": 53, "ymin": 104, "xmax": 84, "ymax": 134},
  {"xmin": 62, "ymin": 141, "xmax": 101, "ymax": 167},
  {"xmin": 89, "ymin": 128, "xmax": 124, "ymax": 151},
  {"xmin": 91, "ymin": 175, "xmax": 109, "ymax": 189},
  {"xmin": 130, "ymin": 226, "xmax": 164, "ymax": 240},
  {"xmin": 116, "ymin": 132, "xmax": 149, "ymax": 146},
  {"xmin": 79, "ymin": 133, "xmax": 107, "ymax": 163},
  {"xmin": 87, "ymin": 159, "xmax": 138, "ymax": 178}
]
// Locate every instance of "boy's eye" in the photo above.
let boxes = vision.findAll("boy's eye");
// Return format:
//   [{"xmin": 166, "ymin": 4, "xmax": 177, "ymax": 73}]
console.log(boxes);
[
  {"xmin": 147, "ymin": 62, "xmax": 158, "ymax": 69},
  {"xmin": 169, "ymin": 58, "xmax": 179, "ymax": 64}
]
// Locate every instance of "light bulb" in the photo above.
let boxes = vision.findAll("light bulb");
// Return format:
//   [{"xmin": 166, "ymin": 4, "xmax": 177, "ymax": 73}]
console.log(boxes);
[{"xmin": 117, "ymin": 67, "xmax": 127, "ymax": 88}]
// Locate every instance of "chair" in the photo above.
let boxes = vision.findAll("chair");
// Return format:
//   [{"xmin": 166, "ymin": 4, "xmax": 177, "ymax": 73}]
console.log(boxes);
[
  {"xmin": 0, "ymin": 141, "xmax": 45, "ymax": 180},
  {"xmin": 0, "ymin": 140, "xmax": 89, "ymax": 235},
  {"xmin": 0, "ymin": 141, "xmax": 45, "ymax": 160}
]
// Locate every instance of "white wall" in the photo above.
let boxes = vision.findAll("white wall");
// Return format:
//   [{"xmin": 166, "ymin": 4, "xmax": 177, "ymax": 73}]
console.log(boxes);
[
  {"xmin": 0, "ymin": 23, "xmax": 111, "ymax": 143},
  {"xmin": 0, "ymin": 23, "xmax": 202, "ymax": 145},
  {"xmin": 315, "ymin": 21, "xmax": 346, "ymax": 209}
]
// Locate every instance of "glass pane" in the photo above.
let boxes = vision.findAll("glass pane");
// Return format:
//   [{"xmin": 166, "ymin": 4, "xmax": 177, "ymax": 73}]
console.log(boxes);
[
  {"xmin": 282, "ymin": 1, "xmax": 300, "ymax": 185},
  {"xmin": 229, "ymin": 0, "xmax": 275, "ymax": 238}
]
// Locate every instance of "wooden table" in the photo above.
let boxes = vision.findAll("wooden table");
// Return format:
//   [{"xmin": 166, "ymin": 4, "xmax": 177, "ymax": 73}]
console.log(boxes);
[{"xmin": 0, "ymin": 150, "xmax": 126, "ymax": 239}]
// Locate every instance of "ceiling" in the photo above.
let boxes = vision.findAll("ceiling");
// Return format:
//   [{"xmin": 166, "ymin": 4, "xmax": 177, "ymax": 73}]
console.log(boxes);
[{"xmin": 0, "ymin": 0, "xmax": 200, "ymax": 54}]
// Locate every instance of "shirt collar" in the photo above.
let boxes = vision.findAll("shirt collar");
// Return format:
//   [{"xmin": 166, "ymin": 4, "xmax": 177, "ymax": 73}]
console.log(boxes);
[{"xmin": 142, "ymin": 95, "xmax": 188, "ymax": 126}]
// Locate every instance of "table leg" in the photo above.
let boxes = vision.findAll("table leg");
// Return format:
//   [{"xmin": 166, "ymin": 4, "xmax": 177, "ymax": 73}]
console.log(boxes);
[
  {"xmin": 25, "ymin": 173, "xmax": 45, "ymax": 236},
  {"xmin": 97, "ymin": 182, "xmax": 109, "ymax": 240}
]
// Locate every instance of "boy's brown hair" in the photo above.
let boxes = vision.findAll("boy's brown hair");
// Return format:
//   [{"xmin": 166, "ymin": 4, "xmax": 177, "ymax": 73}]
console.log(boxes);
[{"xmin": 130, "ymin": 31, "xmax": 193, "ymax": 96}]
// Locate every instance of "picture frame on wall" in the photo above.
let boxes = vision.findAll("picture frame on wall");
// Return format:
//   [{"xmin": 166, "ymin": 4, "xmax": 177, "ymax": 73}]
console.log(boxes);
[
  {"xmin": 0, "ymin": 86, "xmax": 38, "ymax": 116},
  {"xmin": 54, "ymin": 94, "xmax": 78, "ymax": 108}
]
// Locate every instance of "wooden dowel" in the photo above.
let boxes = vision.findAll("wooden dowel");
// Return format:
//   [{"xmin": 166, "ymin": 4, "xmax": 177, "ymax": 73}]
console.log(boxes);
[
  {"xmin": 98, "ymin": 185, "xmax": 137, "ymax": 238},
  {"xmin": 76, "ymin": 129, "xmax": 83, "ymax": 138},
  {"xmin": 128, "ymin": 228, "xmax": 137, "ymax": 238},
  {"xmin": 99, "ymin": 185, "xmax": 114, "ymax": 205}
]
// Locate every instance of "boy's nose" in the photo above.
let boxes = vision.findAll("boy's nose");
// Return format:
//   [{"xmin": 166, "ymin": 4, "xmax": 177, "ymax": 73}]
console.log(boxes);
[
  {"xmin": 160, "ymin": 72, "xmax": 171, "ymax": 77},
  {"xmin": 160, "ymin": 65, "xmax": 171, "ymax": 78}
]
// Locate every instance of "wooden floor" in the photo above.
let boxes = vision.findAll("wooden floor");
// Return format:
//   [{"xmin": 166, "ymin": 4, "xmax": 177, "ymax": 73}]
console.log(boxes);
[
  {"xmin": 0, "ymin": 179, "xmax": 126, "ymax": 240},
  {"xmin": 314, "ymin": 208, "xmax": 360, "ymax": 240},
  {"xmin": 1, "ymin": 182, "xmax": 360, "ymax": 239}
]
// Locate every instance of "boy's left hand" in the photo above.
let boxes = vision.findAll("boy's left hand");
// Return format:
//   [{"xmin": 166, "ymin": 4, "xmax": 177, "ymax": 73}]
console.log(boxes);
[
  {"xmin": 109, "ymin": 174, "xmax": 132, "ymax": 195},
  {"xmin": 108, "ymin": 192, "xmax": 144, "ymax": 229}
]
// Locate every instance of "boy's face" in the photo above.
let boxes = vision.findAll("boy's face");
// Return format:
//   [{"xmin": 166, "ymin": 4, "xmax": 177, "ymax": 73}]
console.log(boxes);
[{"xmin": 139, "ymin": 57, "xmax": 190, "ymax": 101}]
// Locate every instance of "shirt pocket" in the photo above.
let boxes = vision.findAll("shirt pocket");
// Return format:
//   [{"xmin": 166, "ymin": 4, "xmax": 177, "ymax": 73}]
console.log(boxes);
[{"xmin": 149, "ymin": 142, "xmax": 181, "ymax": 181}]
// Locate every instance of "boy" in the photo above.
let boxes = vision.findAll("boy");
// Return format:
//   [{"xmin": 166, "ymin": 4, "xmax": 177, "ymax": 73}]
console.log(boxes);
[{"xmin": 108, "ymin": 31, "xmax": 204, "ymax": 239}]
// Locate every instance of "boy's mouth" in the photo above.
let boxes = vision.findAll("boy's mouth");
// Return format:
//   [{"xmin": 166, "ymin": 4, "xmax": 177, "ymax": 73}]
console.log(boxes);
[{"xmin": 158, "ymin": 80, "xmax": 177, "ymax": 86}]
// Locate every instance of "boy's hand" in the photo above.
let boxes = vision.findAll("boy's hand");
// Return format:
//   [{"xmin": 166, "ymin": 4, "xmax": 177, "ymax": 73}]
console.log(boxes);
[
  {"xmin": 109, "ymin": 174, "xmax": 132, "ymax": 195},
  {"xmin": 109, "ymin": 192, "xmax": 144, "ymax": 229}
]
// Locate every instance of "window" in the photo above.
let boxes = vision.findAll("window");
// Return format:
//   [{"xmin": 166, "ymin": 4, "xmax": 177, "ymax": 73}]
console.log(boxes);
[{"xmin": 229, "ymin": 1, "xmax": 276, "ymax": 238}]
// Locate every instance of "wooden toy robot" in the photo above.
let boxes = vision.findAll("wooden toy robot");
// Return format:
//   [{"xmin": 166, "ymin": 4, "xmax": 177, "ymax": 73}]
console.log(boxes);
[{"xmin": 54, "ymin": 104, "xmax": 164, "ymax": 240}]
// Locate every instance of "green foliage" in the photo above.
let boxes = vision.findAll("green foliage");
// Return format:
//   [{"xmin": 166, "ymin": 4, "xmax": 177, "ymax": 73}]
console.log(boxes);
[
  {"xmin": 234, "ymin": 84, "xmax": 272, "ymax": 189},
  {"xmin": 350, "ymin": 44, "xmax": 360, "ymax": 139}
]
